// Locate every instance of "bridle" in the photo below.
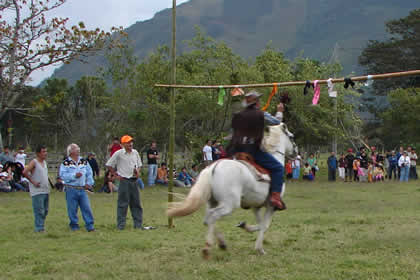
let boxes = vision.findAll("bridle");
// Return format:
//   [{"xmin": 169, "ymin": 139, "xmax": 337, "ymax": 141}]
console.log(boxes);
[{"xmin": 276, "ymin": 125, "xmax": 298, "ymax": 160}]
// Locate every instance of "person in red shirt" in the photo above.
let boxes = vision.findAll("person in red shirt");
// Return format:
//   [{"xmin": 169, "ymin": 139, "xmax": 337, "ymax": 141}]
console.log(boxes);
[
  {"xmin": 285, "ymin": 159, "xmax": 293, "ymax": 180},
  {"xmin": 108, "ymin": 137, "xmax": 122, "ymax": 157}
]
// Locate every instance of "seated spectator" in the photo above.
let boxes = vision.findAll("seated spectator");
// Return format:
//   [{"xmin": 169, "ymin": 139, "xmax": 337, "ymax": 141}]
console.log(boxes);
[
  {"xmin": 302, "ymin": 163, "xmax": 313, "ymax": 181},
  {"xmin": 174, "ymin": 167, "xmax": 194, "ymax": 187},
  {"xmin": 156, "ymin": 163, "xmax": 168, "ymax": 185},
  {"xmin": 100, "ymin": 170, "xmax": 118, "ymax": 193},
  {"xmin": 189, "ymin": 164, "xmax": 199, "ymax": 181},
  {"xmin": 374, "ymin": 164, "xmax": 385, "ymax": 182},
  {"xmin": 0, "ymin": 164, "xmax": 11, "ymax": 192},
  {"xmin": 3, "ymin": 161, "xmax": 26, "ymax": 192},
  {"xmin": 285, "ymin": 159, "xmax": 293, "ymax": 180}
]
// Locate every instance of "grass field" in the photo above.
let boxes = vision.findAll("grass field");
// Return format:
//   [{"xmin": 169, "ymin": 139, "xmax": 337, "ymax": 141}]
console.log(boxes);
[{"xmin": 1, "ymin": 177, "xmax": 419, "ymax": 280}]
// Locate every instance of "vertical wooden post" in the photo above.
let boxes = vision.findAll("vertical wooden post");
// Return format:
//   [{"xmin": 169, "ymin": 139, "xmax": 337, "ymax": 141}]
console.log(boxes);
[{"xmin": 168, "ymin": 0, "xmax": 177, "ymax": 228}]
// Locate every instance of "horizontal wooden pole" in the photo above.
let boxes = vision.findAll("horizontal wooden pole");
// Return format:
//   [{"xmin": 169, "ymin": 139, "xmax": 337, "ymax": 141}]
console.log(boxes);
[{"xmin": 155, "ymin": 69, "xmax": 420, "ymax": 89}]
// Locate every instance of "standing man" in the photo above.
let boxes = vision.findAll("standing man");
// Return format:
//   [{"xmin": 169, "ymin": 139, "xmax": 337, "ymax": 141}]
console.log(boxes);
[
  {"xmin": 396, "ymin": 146, "xmax": 404, "ymax": 179},
  {"xmin": 398, "ymin": 151, "xmax": 410, "ymax": 182},
  {"xmin": 60, "ymin": 143, "xmax": 95, "ymax": 232},
  {"xmin": 407, "ymin": 146, "xmax": 417, "ymax": 180},
  {"xmin": 23, "ymin": 145, "xmax": 49, "ymax": 232},
  {"xmin": 14, "ymin": 147, "xmax": 27, "ymax": 167},
  {"xmin": 327, "ymin": 152, "xmax": 338, "ymax": 181},
  {"xmin": 345, "ymin": 148, "xmax": 355, "ymax": 182},
  {"xmin": 106, "ymin": 135, "xmax": 144, "ymax": 230},
  {"xmin": 87, "ymin": 152, "xmax": 100, "ymax": 178},
  {"xmin": 202, "ymin": 140, "xmax": 213, "ymax": 166},
  {"xmin": 388, "ymin": 151, "xmax": 398, "ymax": 180},
  {"xmin": 147, "ymin": 141, "xmax": 159, "ymax": 186}
]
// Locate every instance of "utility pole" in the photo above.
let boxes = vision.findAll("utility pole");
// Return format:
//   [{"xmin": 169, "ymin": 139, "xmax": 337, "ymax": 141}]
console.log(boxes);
[
  {"xmin": 168, "ymin": 0, "xmax": 177, "ymax": 228},
  {"xmin": 329, "ymin": 42, "xmax": 340, "ymax": 154}
]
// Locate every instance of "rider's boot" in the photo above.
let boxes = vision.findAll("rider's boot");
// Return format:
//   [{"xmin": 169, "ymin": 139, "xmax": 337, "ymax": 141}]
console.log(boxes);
[{"xmin": 270, "ymin": 192, "xmax": 286, "ymax": 211}]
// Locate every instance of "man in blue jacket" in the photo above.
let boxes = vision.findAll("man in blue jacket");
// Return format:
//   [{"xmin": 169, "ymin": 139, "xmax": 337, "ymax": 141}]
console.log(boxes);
[{"xmin": 327, "ymin": 152, "xmax": 338, "ymax": 181}]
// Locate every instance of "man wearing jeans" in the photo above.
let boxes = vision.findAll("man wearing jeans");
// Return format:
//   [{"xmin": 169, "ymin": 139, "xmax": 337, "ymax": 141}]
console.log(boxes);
[
  {"xmin": 23, "ymin": 145, "xmax": 49, "ymax": 232},
  {"xmin": 60, "ymin": 143, "xmax": 95, "ymax": 232},
  {"xmin": 147, "ymin": 141, "xmax": 159, "ymax": 186},
  {"xmin": 106, "ymin": 135, "xmax": 144, "ymax": 230}
]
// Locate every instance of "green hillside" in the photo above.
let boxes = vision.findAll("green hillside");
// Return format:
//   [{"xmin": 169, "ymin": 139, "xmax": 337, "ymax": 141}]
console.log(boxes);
[{"xmin": 49, "ymin": 0, "xmax": 419, "ymax": 84}]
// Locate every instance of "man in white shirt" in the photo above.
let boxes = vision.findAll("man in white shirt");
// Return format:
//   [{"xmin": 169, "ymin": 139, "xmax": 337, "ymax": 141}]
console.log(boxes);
[
  {"xmin": 202, "ymin": 140, "xmax": 213, "ymax": 166},
  {"xmin": 14, "ymin": 147, "xmax": 27, "ymax": 167},
  {"xmin": 106, "ymin": 135, "xmax": 143, "ymax": 230},
  {"xmin": 398, "ymin": 151, "xmax": 411, "ymax": 182}
]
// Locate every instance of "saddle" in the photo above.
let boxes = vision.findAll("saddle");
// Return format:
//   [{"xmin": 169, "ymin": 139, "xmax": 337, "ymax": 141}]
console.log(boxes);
[{"xmin": 233, "ymin": 152, "xmax": 271, "ymax": 182}]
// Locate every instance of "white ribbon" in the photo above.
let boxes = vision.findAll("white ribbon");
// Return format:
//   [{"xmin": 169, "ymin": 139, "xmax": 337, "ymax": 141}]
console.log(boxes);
[
  {"xmin": 327, "ymin": 78, "xmax": 337, "ymax": 98},
  {"xmin": 364, "ymin": 75, "xmax": 374, "ymax": 87}
]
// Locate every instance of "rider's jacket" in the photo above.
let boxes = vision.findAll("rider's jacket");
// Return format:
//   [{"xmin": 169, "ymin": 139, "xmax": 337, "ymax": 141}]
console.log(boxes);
[{"xmin": 228, "ymin": 104, "xmax": 280, "ymax": 156}]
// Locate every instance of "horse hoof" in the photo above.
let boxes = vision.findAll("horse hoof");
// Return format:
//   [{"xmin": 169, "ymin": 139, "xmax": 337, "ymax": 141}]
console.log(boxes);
[
  {"xmin": 236, "ymin": 221, "xmax": 246, "ymax": 228},
  {"xmin": 256, "ymin": 248, "xmax": 266, "ymax": 255},
  {"xmin": 202, "ymin": 248, "xmax": 210, "ymax": 260},
  {"xmin": 218, "ymin": 242, "xmax": 227, "ymax": 250}
]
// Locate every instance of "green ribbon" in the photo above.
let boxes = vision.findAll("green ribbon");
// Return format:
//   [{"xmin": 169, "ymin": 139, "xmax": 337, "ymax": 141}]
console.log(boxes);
[{"xmin": 218, "ymin": 86, "xmax": 226, "ymax": 106}]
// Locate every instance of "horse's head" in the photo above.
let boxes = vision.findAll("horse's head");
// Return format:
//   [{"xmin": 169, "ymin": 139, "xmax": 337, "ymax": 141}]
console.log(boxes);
[{"xmin": 263, "ymin": 123, "xmax": 298, "ymax": 162}]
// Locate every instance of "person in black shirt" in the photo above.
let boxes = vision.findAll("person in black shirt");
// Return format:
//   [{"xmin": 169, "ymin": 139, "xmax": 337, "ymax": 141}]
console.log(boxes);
[
  {"xmin": 147, "ymin": 141, "xmax": 159, "ymax": 186},
  {"xmin": 345, "ymin": 148, "xmax": 355, "ymax": 182},
  {"xmin": 87, "ymin": 152, "xmax": 100, "ymax": 178}
]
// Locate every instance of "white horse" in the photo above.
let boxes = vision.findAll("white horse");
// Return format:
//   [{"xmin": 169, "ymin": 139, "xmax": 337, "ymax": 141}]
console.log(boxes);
[{"xmin": 168, "ymin": 123, "xmax": 298, "ymax": 257}]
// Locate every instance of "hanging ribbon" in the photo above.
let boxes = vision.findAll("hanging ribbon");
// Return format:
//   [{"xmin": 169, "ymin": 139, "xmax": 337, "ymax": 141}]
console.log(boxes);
[
  {"xmin": 231, "ymin": 86, "xmax": 244, "ymax": 96},
  {"xmin": 303, "ymin": 80, "xmax": 312, "ymax": 95},
  {"xmin": 262, "ymin": 84, "xmax": 278, "ymax": 111},
  {"xmin": 364, "ymin": 75, "xmax": 374, "ymax": 87},
  {"xmin": 312, "ymin": 80, "xmax": 321, "ymax": 105},
  {"xmin": 344, "ymin": 78, "xmax": 355, "ymax": 89},
  {"xmin": 327, "ymin": 78, "xmax": 337, "ymax": 98},
  {"xmin": 218, "ymin": 86, "xmax": 226, "ymax": 106}
]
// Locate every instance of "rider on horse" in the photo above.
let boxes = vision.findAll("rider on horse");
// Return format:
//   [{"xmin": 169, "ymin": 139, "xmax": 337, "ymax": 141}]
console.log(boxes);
[{"xmin": 228, "ymin": 90, "xmax": 286, "ymax": 211}]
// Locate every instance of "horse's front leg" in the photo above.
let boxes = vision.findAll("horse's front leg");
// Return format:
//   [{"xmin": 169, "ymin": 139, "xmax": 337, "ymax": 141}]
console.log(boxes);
[
  {"xmin": 255, "ymin": 206, "xmax": 275, "ymax": 255},
  {"xmin": 237, "ymin": 208, "xmax": 262, "ymax": 233}
]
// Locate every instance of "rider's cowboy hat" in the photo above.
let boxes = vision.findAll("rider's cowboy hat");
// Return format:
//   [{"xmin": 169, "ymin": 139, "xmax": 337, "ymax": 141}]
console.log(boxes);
[{"xmin": 242, "ymin": 90, "xmax": 262, "ymax": 107}]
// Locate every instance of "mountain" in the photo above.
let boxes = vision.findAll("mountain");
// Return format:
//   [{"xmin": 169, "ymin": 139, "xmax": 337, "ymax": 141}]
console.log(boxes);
[{"xmin": 49, "ymin": 0, "xmax": 419, "ymax": 84}]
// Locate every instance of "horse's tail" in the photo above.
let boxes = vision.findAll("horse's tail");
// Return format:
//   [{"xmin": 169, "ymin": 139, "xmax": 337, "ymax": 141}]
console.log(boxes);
[{"xmin": 167, "ymin": 165, "xmax": 213, "ymax": 217}]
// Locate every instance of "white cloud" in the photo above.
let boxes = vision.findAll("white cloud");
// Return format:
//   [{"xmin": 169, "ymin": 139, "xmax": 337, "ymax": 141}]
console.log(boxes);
[{"xmin": 29, "ymin": 0, "xmax": 190, "ymax": 85}]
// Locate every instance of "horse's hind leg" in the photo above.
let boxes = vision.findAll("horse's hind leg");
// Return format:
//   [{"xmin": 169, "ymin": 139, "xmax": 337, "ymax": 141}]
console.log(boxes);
[
  {"xmin": 202, "ymin": 221, "xmax": 215, "ymax": 260},
  {"xmin": 238, "ymin": 208, "xmax": 262, "ymax": 233},
  {"xmin": 255, "ymin": 207, "xmax": 275, "ymax": 255},
  {"xmin": 202, "ymin": 203, "xmax": 234, "ymax": 259}
]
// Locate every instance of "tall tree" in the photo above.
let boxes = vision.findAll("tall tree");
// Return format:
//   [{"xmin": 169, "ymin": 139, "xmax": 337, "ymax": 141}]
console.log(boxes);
[
  {"xmin": 0, "ymin": 0, "xmax": 122, "ymax": 146},
  {"xmin": 359, "ymin": 9, "xmax": 420, "ymax": 95}
]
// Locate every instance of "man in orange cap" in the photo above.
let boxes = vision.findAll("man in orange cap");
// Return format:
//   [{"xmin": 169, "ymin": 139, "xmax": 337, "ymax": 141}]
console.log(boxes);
[{"xmin": 106, "ymin": 135, "xmax": 144, "ymax": 230}]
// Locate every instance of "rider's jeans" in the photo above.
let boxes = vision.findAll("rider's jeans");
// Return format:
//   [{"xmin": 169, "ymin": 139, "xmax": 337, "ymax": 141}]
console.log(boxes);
[{"xmin": 253, "ymin": 149, "xmax": 284, "ymax": 193}]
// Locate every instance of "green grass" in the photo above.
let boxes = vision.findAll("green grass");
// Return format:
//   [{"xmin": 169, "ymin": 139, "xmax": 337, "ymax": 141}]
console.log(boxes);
[{"xmin": 1, "ymin": 178, "xmax": 420, "ymax": 280}]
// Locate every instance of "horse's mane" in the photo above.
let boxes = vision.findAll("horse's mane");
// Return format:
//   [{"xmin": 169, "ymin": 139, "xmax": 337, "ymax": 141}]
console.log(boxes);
[{"xmin": 262, "ymin": 125, "xmax": 283, "ymax": 153}]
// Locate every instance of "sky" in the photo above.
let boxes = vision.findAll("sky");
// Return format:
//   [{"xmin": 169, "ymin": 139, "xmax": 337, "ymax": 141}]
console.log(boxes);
[{"xmin": 28, "ymin": 0, "xmax": 190, "ymax": 85}]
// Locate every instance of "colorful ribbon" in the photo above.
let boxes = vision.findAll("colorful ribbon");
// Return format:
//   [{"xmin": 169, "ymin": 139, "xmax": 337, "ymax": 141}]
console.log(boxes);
[
  {"xmin": 312, "ymin": 80, "xmax": 320, "ymax": 105},
  {"xmin": 218, "ymin": 86, "xmax": 226, "ymax": 106},
  {"xmin": 262, "ymin": 84, "xmax": 278, "ymax": 111}
]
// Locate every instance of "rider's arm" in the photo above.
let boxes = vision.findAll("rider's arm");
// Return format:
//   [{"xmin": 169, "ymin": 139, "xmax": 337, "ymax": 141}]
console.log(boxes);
[{"xmin": 263, "ymin": 112, "xmax": 281, "ymax": 125}]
